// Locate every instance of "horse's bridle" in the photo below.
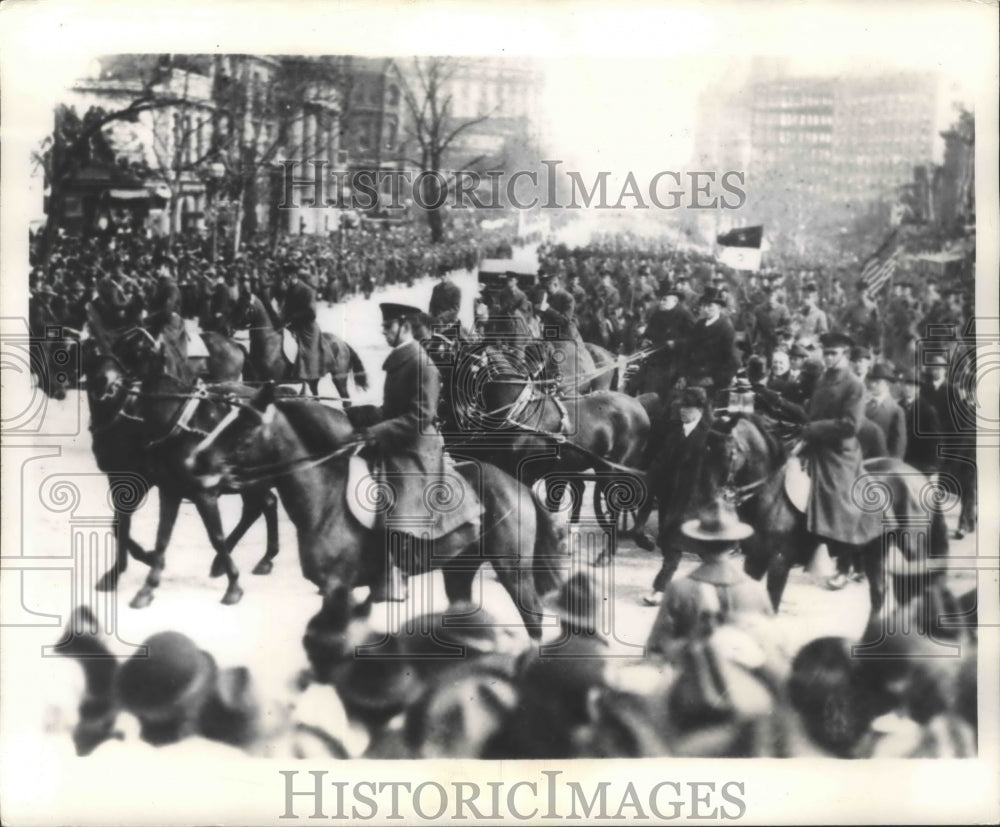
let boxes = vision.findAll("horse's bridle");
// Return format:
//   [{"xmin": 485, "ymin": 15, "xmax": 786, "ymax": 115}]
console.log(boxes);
[{"xmin": 710, "ymin": 417, "xmax": 774, "ymax": 506}]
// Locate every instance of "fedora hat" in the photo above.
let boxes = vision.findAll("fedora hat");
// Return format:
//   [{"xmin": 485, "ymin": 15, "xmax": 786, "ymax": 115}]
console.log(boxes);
[
  {"xmin": 819, "ymin": 331, "xmax": 853, "ymax": 350},
  {"xmin": 681, "ymin": 499, "xmax": 754, "ymax": 546},
  {"xmin": 332, "ymin": 632, "xmax": 424, "ymax": 718},
  {"xmin": 867, "ymin": 361, "xmax": 898, "ymax": 383}
]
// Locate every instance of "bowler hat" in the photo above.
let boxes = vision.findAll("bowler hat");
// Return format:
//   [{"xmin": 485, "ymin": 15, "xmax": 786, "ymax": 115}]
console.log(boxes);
[
  {"xmin": 700, "ymin": 287, "xmax": 726, "ymax": 306},
  {"xmin": 658, "ymin": 282, "xmax": 681, "ymax": 299},
  {"xmin": 548, "ymin": 573, "xmax": 603, "ymax": 632},
  {"xmin": 850, "ymin": 345, "xmax": 872, "ymax": 362},
  {"xmin": 380, "ymin": 302, "xmax": 423, "ymax": 324},
  {"xmin": 789, "ymin": 343, "xmax": 809, "ymax": 359},
  {"xmin": 116, "ymin": 631, "xmax": 216, "ymax": 719},
  {"xmin": 819, "ymin": 331, "xmax": 853, "ymax": 350},
  {"xmin": 333, "ymin": 632, "xmax": 424, "ymax": 717},
  {"xmin": 679, "ymin": 386, "xmax": 708, "ymax": 410},
  {"xmin": 867, "ymin": 361, "xmax": 898, "ymax": 383},
  {"xmin": 681, "ymin": 498, "xmax": 754, "ymax": 546}
]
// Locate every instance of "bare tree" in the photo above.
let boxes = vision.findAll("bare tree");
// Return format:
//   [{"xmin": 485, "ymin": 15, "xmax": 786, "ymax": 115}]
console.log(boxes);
[{"xmin": 397, "ymin": 57, "xmax": 493, "ymax": 242}]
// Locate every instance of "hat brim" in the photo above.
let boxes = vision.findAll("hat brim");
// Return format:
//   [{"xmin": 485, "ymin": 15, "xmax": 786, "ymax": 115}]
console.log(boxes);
[{"xmin": 680, "ymin": 518, "xmax": 754, "ymax": 543}]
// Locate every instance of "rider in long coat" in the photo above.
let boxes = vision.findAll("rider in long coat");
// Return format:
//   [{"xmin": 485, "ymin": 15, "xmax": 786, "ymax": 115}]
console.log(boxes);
[
  {"xmin": 146, "ymin": 273, "xmax": 189, "ymax": 376},
  {"xmin": 282, "ymin": 267, "xmax": 322, "ymax": 386},
  {"xmin": 362, "ymin": 303, "xmax": 481, "ymax": 602},
  {"xmin": 801, "ymin": 332, "xmax": 882, "ymax": 554}
]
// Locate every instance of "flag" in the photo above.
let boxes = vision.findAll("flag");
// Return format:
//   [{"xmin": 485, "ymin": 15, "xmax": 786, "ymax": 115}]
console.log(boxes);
[
  {"xmin": 860, "ymin": 231, "xmax": 901, "ymax": 298},
  {"xmin": 716, "ymin": 225, "xmax": 763, "ymax": 271}
]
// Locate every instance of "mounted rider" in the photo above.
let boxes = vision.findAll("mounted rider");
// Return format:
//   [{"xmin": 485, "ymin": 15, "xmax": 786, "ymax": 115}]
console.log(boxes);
[
  {"xmin": 359, "ymin": 303, "xmax": 481, "ymax": 603},
  {"xmin": 428, "ymin": 262, "xmax": 465, "ymax": 343},
  {"xmin": 282, "ymin": 264, "xmax": 323, "ymax": 394},
  {"xmin": 145, "ymin": 269, "xmax": 190, "ymax": 378},
  {"xmin": 799, "ymin": 331, "xmax": 882, "ymax": 586}
]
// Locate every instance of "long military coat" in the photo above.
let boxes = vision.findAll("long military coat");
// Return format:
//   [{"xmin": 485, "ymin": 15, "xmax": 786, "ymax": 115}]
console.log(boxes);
[
  {"xmin": 282, "ymin": 279, "xmax": 322, "ymax": 379},
  {"xmin": 367, "ymin": 339, "xmax": 479, "ymax": 539},
  {"xmin": 803, "ymin": 364, "xmax": 882, "ymax": 545}
]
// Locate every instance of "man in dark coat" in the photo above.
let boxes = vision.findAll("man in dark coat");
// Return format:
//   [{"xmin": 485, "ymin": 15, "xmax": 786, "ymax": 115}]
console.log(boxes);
[
  {"xmin": 922, "ymin": 353, "xmax": 976, "ymax": 537},
  {"xmin": 684, "ymin": 288, "xmax": 738, "ymax": 394},
  {"xmin": 494, "ymin": 271, "xmax": 536, "ymax": 348},
  {"xmin": 145, "ymin": 272, "xmax": 189, "ymax": 377},
  {"xmin": 282, "ymin": 266, "xmax": 323, "ymax": 391},
  {"xmin": 864, "ymin": 361, "xmax": 907, "ymax": 459},
  {"xmin": 839, "ymin": 280, "xmax": 880, "ymax": 351},
  {"xmin": 800, "ymin": 332, "xmax": 882, "ymax": 589},
  {"xmin": 751, "ymin": 287, "xmax": 791, "ymax": 357},
  {"xmin": 429, "ymin": 264, "xmax": 462, "ymax": 326},
  {"xmin": 206, "ymin": 271, "xmax": 233, "ymax": 337},
  {"xmin": 86, "ymin": 275, "xmax": 130, "ymax": 353},
  {"xmin": 537, "ymin": 274, "xmax": 595, "ymax": 394},
  {"xmin": 361, "ymin": 303, "xmax": 481, "ymax": 602},
  {"xmin": 897, "ymin": 366, "xmax": 942, "ymax": 477},
  {"xmin": 639, "ymin": 283, "xmax": 694, "ymax": 401},
  {"xmin": 644, "ymin": 387, "xmax": 712, "ymax": 607}
]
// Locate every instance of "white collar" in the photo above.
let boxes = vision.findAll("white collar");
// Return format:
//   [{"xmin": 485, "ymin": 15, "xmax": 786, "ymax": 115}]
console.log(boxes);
[{"xmin": 682, "ymin": 418, "xmax": 701, "ymax": 437}]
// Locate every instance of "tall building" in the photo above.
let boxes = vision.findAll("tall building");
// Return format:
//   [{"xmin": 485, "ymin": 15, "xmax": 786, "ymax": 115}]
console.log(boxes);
[{"xmin": 694, "ymin": 64, "xmax": 953, "ymax": 253}]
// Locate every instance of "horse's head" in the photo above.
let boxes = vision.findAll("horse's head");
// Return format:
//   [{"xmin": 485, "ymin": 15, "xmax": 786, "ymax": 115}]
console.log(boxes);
[
  {"xmin": 113, "ymin": 326, "xmax": 164, "ymax": 379},
  {"xmin": 187, "ymin": 383, "xmax": 281, "ymax": 489},
  {"xmin": 86, "ymin": 354, "xmax": 130, "ymax": 413},
  {"xmin": 453, "ymin": 343, "xmax": 535, "ymax": 430},
  {"xmin": 231, "ymin": 291, "xmax": 254, "ymax": 329},
  {"xmin": 700, "ymin": 413, "xmax": 779, "ymax": 508}
]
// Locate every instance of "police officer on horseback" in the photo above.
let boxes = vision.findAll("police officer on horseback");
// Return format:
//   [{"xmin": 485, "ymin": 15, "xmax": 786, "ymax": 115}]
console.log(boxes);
[
  {"xmin": 360, "ymin": 303, "xmax": 481, "ymax": 603},
  {"xmin": 282, "ymin": 264, "xmax": 323, "ymax": 394}
]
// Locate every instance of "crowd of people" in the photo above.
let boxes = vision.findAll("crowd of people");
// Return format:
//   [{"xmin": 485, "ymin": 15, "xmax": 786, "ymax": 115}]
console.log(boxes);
[
  {"xmin": 56, "ymin": 493, "xmax": 977, "ymax": 761},
  {"xmin": 30, "ymin": 219, "xmax": 979, "ymax": 763}
]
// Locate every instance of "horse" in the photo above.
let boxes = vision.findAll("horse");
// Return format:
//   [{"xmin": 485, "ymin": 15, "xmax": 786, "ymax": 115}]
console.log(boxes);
[
  {"xmin": 86, "ymin": 354, "xmax": 281, "ymax": 608},
  {"xmin": 452, "ymin": 342, "xmax": 650, "ymax": 559},
  {"xmin": 583, "ymin": 341, "xmax": 618, "ymax": 392},
  {"xmin": 186, "ymin": 383, "xmax": 567, "ymax": 640},
  {"xmin": 690, "ymin": 412, "xmax": 950, "ymax": 619},
  {"xmin": 232, "ymin": 291, "xmax": 368, "ymax": 398},
  {"xmin": 96, "ymin": 323, "xmax": 245, "ymax": 385}
]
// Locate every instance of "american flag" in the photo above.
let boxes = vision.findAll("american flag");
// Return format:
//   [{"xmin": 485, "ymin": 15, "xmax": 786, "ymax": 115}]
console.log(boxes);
[{"xmin": 860, "ymin": 231, "xmax": 901, "ymax": 298}]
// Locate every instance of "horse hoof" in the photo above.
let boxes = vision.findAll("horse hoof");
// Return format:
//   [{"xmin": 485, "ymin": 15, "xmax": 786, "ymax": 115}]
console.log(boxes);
[
  {"xmin": 209, "ymin": 557, "xmax": 227, "ymax": 578},
  {"xmin": 129, "ymin": 590, "xmax": 154, "ymax": 610},
  {"xmin": 252, "ymin": 560, "xmax": 273, "ymax": 576},
  {"xmin": 632, "ymin": 532, "xmax": 656, "ymax": 551},
  {"xmin": 221, "ymin": 587, "xmax": 244, "ymax": 606},
  {"xmin": 95, "ymin": 572, "xmax": 118, "ymax": 592}
]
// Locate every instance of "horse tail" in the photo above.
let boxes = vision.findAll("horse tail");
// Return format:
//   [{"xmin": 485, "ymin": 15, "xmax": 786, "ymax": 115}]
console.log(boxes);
[
  {"xmin": 531, "ymin": 489, "xmax": 567, "ymax": 597},
  {"xmin": 347, "ymin": 345, "xmax": 368, "ymax": 391}
]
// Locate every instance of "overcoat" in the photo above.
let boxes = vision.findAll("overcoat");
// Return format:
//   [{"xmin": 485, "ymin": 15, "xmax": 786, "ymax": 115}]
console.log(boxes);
[
  {"xmin": 865, "ymin": 396, "xmax": 907, "ymax": 459},
  {"xmin": 685, "ymin": 316, "xmax": 738, "ymax": 391},
  {"xmin": 367, "ymin": 339, "xmax": 479, "ymax": 539},
  {"xmin": 803, "ymin": 364, "xmax": 882, "ymax": 545},
  {"xmin": 649, "ymin": 418, "xmax": 712, "ymax": 549},
  {"xmin": 429, "ymin": 279, "xmax": 462, "ymax": 323},
  {"xmin": 282, "ymin": 279, "xmax": 322, "ymax": 379}
]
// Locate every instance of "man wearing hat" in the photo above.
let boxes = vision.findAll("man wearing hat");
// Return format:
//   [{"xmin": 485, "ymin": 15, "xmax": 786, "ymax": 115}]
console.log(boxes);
[
  {"xmin": 281, "ymin": 266, "xmax": 322, "ymax": 393},
  {"xmin": 897, "ymin": 365, "xmax": 942, "ymax": 477},
  {"xmin": 865, "ymin": 361, "xmax": 907, "ymax": 460},
  {"xmin": 638, "ymin": 283, "xmax": 694, "ymax": 401},
  {"xmin": 839, "ymin": 279, "xmax": 880, "ymax": 351},
  {"xmin": 429, "ymin": 262, "xmax": 462, "ymax": 328},
  {"xmin": 684, "ymin": 287, "xmax": 738, "ymax": 394},
  {"xmin": 752, "ymin": 285, "xmax": 791, "ymax": 357},
  {"xmin": 800, "ymin": 330, "xmax": 883, "ymax": 582},
  {"xmin": 797, "ymin": 283, "xmax": 829, "ymax": 340},
  {"xmin": 646, "ymin": 498, "xmax": 773, "ymax": 658},
  {"xmin": 644, "ymin": 386, "xmax": 713, "ymax": 606},
  {"xmin": 360, "ymin": 303, "xmax": 481, "ymax": 602}
]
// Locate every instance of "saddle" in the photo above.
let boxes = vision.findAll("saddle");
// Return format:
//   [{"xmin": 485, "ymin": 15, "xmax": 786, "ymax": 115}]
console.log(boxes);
[
  {"xmin": 281, "ymin": 328, "xmax": 299, "ymax": 366},
  {"xmin": 783, "ymin": 457, "xmax": 811, "ymax": 514},
  {"xmin": 345, "ymin": 448, "xmax": 482, "ymax": 545}
]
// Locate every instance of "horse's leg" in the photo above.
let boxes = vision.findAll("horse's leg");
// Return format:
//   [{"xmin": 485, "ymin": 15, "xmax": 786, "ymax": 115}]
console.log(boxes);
[
  {"xmin": 254, "ymin": 491, "xmax": 281, "ymax": 575},
  {"xmin": 490, "ymin": 503, "xmax": 547, "ymax": 641},
  {"xmin": 214, "ymin": 490, "xmax": 267, "ymax": 576},
  {"xmin": 765, "ymin": 551, "xmax": 792, "ymax": 613},
  {"xmin": 192, "ymin": 495, "xmax": 244, "ymax": 605},
  {"xmin": 96, "ymin": 508, "xmax": 134, "ymax": 591},
  {"xmin": 591, "ymin": 480, "xmax": 616, "ymax": 566},
  {"xmin": 129, "ymin": 492, "xmax": 181, "ymax": 609},
  {"xmin": 863, "ymin": 538, "xmax": 887, "ymax": 625}
]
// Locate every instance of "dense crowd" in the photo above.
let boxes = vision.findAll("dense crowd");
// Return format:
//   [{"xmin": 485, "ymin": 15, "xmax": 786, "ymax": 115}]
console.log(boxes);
[
  {"xmin": 56, "ymin": 498, "xmax": 977, "ymax": 760},
  {"xmin": 31, "ymin": 221, "xmax": 979, "ymax": 763}
]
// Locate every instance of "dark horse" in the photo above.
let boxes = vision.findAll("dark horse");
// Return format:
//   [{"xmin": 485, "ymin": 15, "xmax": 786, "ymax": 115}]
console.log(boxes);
[
  {"xmin": 86, "ymin": 353, "xmax": 280, "ymax": 608},
  {"xmin": 106, "ymin": 324, "xmax": 245, "ymax": 384},
  {"xmin": 187, "ymin": 383, "xmax": 567, "ymax": 640},
  {"xmin": 447, "ymin": 342, "xmax": 650, "ymax": 558},
  {"xmin": 232, "ymin": 291, "xmax": 367, "ymax": 398},
  {"xmin": 692, "ymin": 412, "xmax": 949, "ymax": 619}
]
